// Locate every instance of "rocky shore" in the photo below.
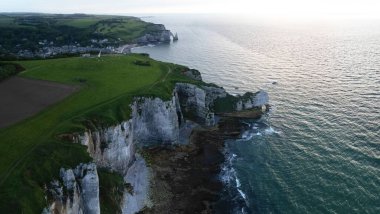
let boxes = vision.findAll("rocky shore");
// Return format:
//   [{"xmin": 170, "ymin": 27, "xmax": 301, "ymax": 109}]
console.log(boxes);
[{"xmin": 144, "ymin": 117, "xmax": 254, "ymax": 214}]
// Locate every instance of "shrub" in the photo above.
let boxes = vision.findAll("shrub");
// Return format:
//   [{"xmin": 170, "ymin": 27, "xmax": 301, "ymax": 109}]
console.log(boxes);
[
  {"xmin": 133, "ymin": 60, "xmax": 151, "ymax": 66},
  {"xmin": 0, "ymin": 62, "xmax": 25, "ymax": 81}
]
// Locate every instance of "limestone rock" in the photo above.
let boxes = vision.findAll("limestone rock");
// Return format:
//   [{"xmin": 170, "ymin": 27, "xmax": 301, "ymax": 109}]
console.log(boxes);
[
  {"xmin": 235, "ymin": 90, "xmax": 269, "ymax": 111},
  {"xmin": 121, "ymin": 155, "xmax": 152, "ymax": 214},
  {"xmin": 252, "ymin": 90, "xmax": 269, "ymax": 107},
  {"xmin": 132, "ymin": 96, "xmax": 181, "ymax": 146},
  {"xmin": 175, "ymin": 83, "xmax": 227, "ymax": 126},
  {"xmin": 135, "ymin": 24, "xmax": 172, "ymax": 44},
  {"xmin": 80, "ymin": 122, "xmax": 135, "ymax": 175},
  {"xmin": 44, "ymin": 163, "xmax": 100, "ymax": 214}
]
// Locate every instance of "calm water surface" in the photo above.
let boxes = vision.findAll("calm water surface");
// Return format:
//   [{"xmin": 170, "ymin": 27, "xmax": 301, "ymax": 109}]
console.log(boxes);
[{"xmin": 132, "ymin": 15, "xmax": 380, "ymax": 213}]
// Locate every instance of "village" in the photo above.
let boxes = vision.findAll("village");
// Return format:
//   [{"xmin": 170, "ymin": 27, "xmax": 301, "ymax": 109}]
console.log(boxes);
[
  {"xmin": 13, "ymin": 31, "xmax": 177, "ymax": 59},
  {"xmin": 15, "ymin": 39, "xmax": 135, "ymax": 58}
]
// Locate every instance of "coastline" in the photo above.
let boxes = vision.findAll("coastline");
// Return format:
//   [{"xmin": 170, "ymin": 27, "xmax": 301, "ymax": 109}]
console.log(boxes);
[
  {"xmin": 0, "ymin": 14, "xmax": 271, "ymax": 213},
  {"xmin": 41, "ymin": 69, "xmax": 268, "ymax": 213}
]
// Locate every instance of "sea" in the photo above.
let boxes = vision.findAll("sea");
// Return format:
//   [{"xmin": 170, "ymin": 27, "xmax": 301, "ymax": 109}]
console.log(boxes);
[{"xmin": 131, "ymin": 14, "xmax": 380, "ymax": 214}]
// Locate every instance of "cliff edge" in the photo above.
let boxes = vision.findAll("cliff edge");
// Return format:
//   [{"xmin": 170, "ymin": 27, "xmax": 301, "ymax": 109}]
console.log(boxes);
[{"xmin": 42, "ymin": 66, "xmax": 268, "ymax": 214}]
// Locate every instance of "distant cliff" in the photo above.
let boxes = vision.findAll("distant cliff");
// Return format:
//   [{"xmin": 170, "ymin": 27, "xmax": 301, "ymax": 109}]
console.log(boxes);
[
  {"xmin": 0, "ymin": 14, "xmax": 174, "ymax": 59},
  {"xmin": 135, "ymin": 24, "xmax": 172, "ymax": 45}
]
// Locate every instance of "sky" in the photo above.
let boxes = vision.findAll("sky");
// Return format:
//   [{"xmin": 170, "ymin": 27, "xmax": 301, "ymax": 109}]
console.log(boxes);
[{"xmin": 1, "ymin": 0, "xmax": 380, "ymax": 19}]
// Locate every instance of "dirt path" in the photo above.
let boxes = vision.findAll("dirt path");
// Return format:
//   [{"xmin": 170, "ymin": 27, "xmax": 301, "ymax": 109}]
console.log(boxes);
[{"xmin": 146, "ymin": 66, "xmax": 172, "ymax": 91}]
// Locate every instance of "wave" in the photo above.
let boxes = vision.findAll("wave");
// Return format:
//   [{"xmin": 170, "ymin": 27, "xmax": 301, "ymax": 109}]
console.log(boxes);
[
  {"xmin": 238, "ymin": 189, "xmax": 247, "ymax": 200},
  {"xmin": 219, "ymin": 152, "xmax": 250, "ymax": 213},
  {"xmin": 240, "ymin": 123, "xmax": 282, "ymax": 141}
]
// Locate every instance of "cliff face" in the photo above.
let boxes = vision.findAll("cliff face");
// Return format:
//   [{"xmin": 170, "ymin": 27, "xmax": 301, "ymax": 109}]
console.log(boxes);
[
  {"xmin": 80, "ymin": 122, "xmax": 135, "ymax": 175},
  {"xmin": 235, "ymin": 90, "xmax": 269, "ymax": 111},
  {"xmin": 132, "ymin": 96, "xmax": 182, "ymax": 146},
  {"xmin": 44, "ymin": 80, "xmax": 269, "ymax": 214},
  {"xmin": 51, "ymin": 95, "xmax": 184, "ymax": 214},
  {"xmin": 135, "ymin": 24, "xmax": 172, "ymax": 44},
  {"xmin": 43, "ymin": 163, "xmax": 100, "ymax": 214},
  {"xmin": 121, "ymin": 155, "xmax": 151, "ymax": 214},
  {"xmin": 175, "ymin": 83, "xmax": 227, "ymax": 126}
]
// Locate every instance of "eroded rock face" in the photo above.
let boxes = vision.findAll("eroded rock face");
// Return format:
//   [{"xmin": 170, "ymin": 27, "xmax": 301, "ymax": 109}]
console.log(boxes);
[
  {"xmin": 175, "ymin": 83, "xmax": 227, "ymax": 126},
  {"xmin": 175, "ymin": 83, "xmax": 209, "ymax": 124},
  {"xmin": 253, "ymin": 90, "xmax": 269, "ymax": 107},
  {"xmin": 121, "ymin": 155, "xmax": 152, "ymax": 214},
  {"xmin": 135, "ymin": 25, "xmax": 172, "ymax": 44},
  {"xmin": 235, "ymin": 90, "xmax": 269, "ymax": 111},
  {"xmin": 61, "ymin": 95, "xmax": 184, "ymax": 214},
  {"xmin": 132, "ymin": 96, "xmax": 181, "ymax": 146},
  {"xmin": 43, "ymin": 163, "xmax": 100, "ymax": 214},
  {"xmin": 75, "ymin": 96, "xmax": 183, "ymax": 213},
  {"xmin": 80, "ymin": 122, "xmax": 135, "ymax": 175},
  {"xmin": 78, "ymin": 122, "xmax": 151, "ymax": 214},
  {"xmin": 203, "ymin": 85, "xmax": 228, "ymax": 107}
]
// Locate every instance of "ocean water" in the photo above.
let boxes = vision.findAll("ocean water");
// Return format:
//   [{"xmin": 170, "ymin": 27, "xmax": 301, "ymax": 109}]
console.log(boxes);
[{"xmin": 132, "ymin": 15, "xmax": 380, "ymax": 213}]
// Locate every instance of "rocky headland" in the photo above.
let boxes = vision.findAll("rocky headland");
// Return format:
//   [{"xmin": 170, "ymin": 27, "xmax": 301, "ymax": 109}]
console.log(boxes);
[{"xmin": 42, "ymin": 70, "xmax": 269, "ymax": 214}]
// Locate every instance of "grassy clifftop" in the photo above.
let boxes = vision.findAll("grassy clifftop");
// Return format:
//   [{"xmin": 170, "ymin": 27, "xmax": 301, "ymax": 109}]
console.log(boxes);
[{"xmin": 0, "ymin": 54, "xmax": 202, "ymax": 213}]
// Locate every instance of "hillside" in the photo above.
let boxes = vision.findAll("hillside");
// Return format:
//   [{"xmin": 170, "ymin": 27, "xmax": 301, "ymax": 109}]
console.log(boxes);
[
  {"xmin": 0, "ymin": 54, "xmax": 202, "ymax": 213},
  {"xmin": 0, "ymin": 13, "xmax": 172, "ymax": 59}
]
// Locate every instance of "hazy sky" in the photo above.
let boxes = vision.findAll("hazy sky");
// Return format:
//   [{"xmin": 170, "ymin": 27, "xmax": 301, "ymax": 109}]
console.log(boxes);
[{"xmin": 1, "ymin": 0, "xmax": 380, "ymax": 19}]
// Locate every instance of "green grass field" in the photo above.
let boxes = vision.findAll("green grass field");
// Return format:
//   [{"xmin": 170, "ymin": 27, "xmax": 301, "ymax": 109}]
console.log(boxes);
[{"xmin": 0, "ymin": 54, "xmax": 202, "ymax": 213}]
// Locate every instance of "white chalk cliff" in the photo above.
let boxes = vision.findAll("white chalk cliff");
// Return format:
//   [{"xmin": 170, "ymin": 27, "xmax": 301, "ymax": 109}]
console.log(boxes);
[
  {"xmin": 44, "ymin": 82, "xmax": 269, "ymax": 214},
  {"xmin": 42, "ymin": 163, "xmax": 100, "ymax": 214}
]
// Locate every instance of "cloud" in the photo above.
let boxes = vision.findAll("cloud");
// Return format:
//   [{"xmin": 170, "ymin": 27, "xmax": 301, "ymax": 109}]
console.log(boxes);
[{"xmin": 1, "ymin": 0, "xmax": 380, "ymax": 18}]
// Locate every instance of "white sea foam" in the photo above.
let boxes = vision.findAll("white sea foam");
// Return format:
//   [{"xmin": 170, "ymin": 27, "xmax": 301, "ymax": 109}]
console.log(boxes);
[
  {"xmin": 238, "ymin": 189, "xmax": 247, "ymax": 200},
  {"xmin": 220, "ymin": 153, "xmax": 238, "ymax": 184},
  {"xmin": 241, "ymin": 132, "xmax": 254, "ymax": 141},
  {"xmin": 220, "ymin": 151, "xmax": 249, "ymax": 210},
  {"xmin": 264, "ymin": 126, "xmax": 282, "ymax": 135},
  {"xmin": 236, "ymin": 178, "xmax": 241, "ymax": 188},
  {"xmin": 265, "ymin": 127, "xmax": 275, "ymax": 134},
  {"xmin": 241, "ymin": 131, "xmax": 250, "ymax": 139}
]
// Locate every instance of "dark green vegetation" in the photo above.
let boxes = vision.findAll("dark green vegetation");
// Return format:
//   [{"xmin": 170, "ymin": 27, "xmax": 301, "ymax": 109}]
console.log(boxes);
[
  {"xmin": 0, "ymin": 54, "xmax": 204, "ymax": 213},
  {"xmin": 0, "ymin": 13, "xmax": 165, "ymax": 59},
  {"xmin": 0, "ymin": 62, "xmax": 25, "ymax": 81},
  {"xmin": 213, "ymin": 92, "xmax": 258, "ymax": 113},
  {"xmin": 98, "ymin": 169, "xmax": 125, "ymax": 214},
  {"xmin": 133, "ymin": 60, "xmax": 151, "ymax": 66}
]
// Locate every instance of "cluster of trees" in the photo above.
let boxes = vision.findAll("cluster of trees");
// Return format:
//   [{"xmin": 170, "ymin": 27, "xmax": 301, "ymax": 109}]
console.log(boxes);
[
  {"xmin": 0, "ymin": 15, "xmax": 117, "ymax": 55},
  {"xmin": 0, "ymin": 62, "xmax": 25, "ymax": 81},
  {"xmin": 0, "ymin": 25, "xmax": 100, "ymax": 52}
]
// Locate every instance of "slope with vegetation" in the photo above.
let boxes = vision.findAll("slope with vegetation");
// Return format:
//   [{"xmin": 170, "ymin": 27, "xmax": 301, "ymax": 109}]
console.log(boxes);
[{"xmin": 0, "ymin": 13, "xmax": 169, "ymax": 59}]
